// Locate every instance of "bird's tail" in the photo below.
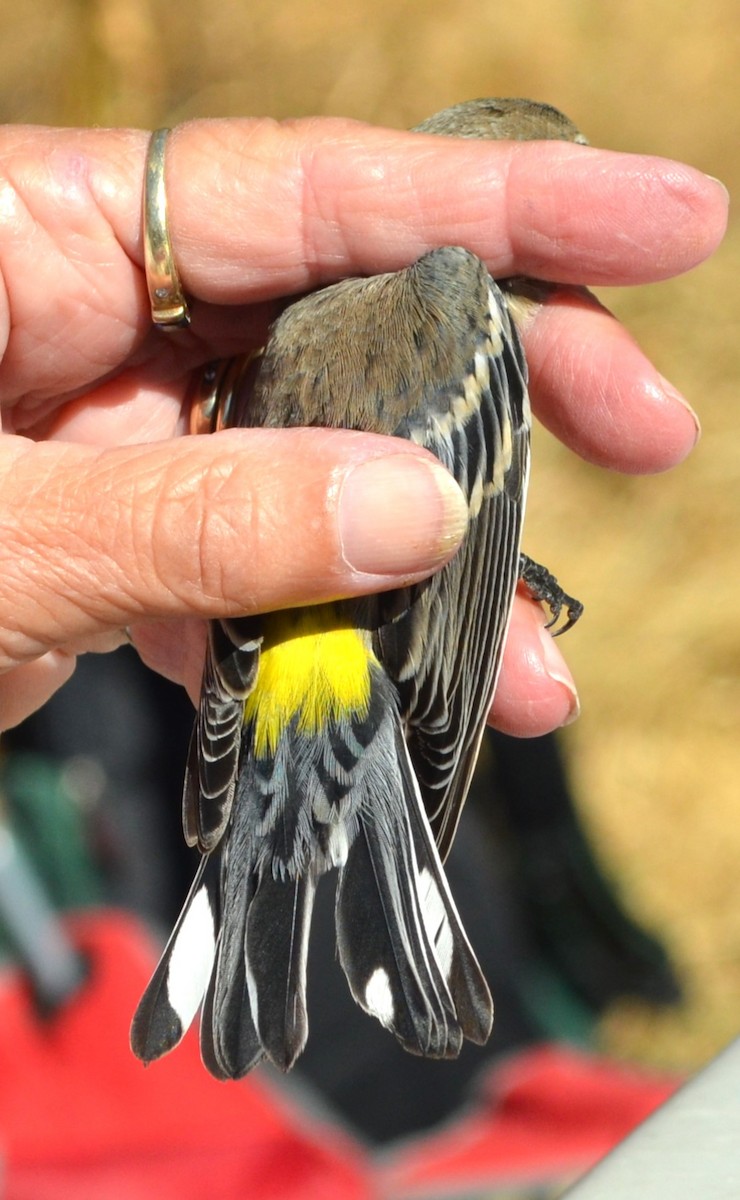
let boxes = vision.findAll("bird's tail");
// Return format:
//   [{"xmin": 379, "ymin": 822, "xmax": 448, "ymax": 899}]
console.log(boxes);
[{"xmin": 131, "ymin": 684, "xmax": 492, "ymax": 1077}]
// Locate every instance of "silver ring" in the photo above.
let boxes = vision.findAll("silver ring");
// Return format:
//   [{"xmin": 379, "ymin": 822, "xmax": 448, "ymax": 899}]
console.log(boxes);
[{"xmin": 143, "ymin": 128, "xmax": 191, "ymax": 330}]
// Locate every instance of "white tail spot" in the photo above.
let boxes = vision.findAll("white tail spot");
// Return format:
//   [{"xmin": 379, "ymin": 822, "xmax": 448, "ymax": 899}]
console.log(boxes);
[
  {"xmin": 419, "ymin": 867, "xmax": 454, "ymax": 980},
  {"xmin": 365, "ymin": 968, "xmax": 395, "ymax": 1027},
  {"xmin": 166, "ymin": 884, "xmax": 216, "ymax": 1028}
]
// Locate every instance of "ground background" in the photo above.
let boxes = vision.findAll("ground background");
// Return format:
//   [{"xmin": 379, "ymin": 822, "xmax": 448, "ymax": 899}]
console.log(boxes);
[{"xmin": 1, "ymin": 0, "xmax": 738, "ymax": 1073}]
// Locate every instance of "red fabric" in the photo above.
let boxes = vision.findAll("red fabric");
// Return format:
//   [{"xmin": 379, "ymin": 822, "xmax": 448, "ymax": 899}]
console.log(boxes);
[
  {"xmin": 0, "ymin": 911, "xmax": 373, "ymax": 1200},
  {"xmin": 380, "ymin": 1043, "xmax": 681, "ymax": 1197},
  {"xmin": 0, "ymin": 908, "xmax": 681, "ymax": 1199}
]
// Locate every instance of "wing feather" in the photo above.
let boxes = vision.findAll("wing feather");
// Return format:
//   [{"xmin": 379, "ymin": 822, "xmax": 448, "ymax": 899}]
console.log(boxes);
[
  {"xmin": 375, "ymin": 259, "xmax": 531, "ymax": 859},
  {"xmin": 183, "ymin": 616, "xmax": 262, "ymax": 852}
]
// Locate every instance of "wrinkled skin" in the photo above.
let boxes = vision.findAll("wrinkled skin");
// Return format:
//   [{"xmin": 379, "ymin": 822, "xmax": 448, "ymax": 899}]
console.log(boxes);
[{"xmin": 0, "ymin": 117, "xmax": 727, "ymax": 730}]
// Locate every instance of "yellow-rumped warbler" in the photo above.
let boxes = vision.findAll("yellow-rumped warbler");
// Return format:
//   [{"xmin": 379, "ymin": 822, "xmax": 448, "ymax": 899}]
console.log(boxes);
[{"xmin": 131, "ymin": 99, "xmax": 584, "ymax": 1078}]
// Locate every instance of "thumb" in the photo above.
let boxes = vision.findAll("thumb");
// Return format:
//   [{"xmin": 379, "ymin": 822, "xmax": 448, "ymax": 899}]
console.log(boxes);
[{"xmin": 0, "ymin": 427, "xmax": 466, "ymax": 724}]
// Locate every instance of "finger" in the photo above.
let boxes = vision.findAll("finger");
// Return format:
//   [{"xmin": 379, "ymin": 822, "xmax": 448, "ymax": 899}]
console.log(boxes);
[
  {"xmin": 0, "ymin": 122, "xmax": 727, "ymax": 408},
  {"xmin": 489, "ymin": 594, "xmax": 580, "ymax": 736},
  {"xmin": 0, "ymin": 651, "xmax": 76, "ymax": 731},
  {"xmin": 511, "ymin": 286, "xmax": 700, "ymax": 473},
  {"xmin": 159, "ymin": 123, "xmax": 728, "ymax": 294},
  {"xmin": 129, "ymin": 617, "xmax": 207, "ymax": 706},
  {"xmin": 0, "ymin": 428, "xmax": 467, "ymax": 670},
  {"xmin": 34, "ymin": 371, "xmax": 186, "ymax": 444}
]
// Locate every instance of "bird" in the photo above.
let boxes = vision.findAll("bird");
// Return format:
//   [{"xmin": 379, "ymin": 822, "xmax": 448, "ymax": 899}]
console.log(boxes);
[{"xmin": 131, "ymin": 98, "xmax": 585, "ymax": 1080}]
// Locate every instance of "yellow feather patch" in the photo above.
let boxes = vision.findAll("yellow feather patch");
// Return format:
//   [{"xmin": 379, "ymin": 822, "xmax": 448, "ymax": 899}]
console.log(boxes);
[{"xmin": 243, "ymin": 607, "xmax": 376, "ymax": 758}]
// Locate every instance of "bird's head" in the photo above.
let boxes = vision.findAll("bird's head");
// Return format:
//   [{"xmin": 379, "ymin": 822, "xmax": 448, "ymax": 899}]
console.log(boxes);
[{"xmin": 414, "ymin": 97, "xmax": 588, "ymax": 145}]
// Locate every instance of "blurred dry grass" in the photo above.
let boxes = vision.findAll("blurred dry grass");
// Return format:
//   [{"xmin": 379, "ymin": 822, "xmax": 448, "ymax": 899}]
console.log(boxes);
[{"xmin": 2, "ymin": 0, "xmax": 738, "ymax": 1072}]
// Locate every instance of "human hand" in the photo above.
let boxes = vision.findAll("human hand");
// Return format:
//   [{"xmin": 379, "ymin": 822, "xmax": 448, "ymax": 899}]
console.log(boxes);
[{"xmin": 0, "ymin": 118, "xmax": 727, "ymax": 731}]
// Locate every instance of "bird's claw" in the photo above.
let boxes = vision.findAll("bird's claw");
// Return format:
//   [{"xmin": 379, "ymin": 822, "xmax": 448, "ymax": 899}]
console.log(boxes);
[{"xmin": 519, "ymin": 554, "xmax": 583, "ymax": 636}]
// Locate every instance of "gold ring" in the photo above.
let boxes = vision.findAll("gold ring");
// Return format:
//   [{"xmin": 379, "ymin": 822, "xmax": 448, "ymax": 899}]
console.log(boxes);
[{"xmin": 143, "ymin": 128, "xmax": 191, "ymax": 330}]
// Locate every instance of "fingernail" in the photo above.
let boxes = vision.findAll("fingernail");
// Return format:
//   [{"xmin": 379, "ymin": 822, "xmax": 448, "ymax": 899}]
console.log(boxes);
[
  {"xmin": 339, "ymin": 454, "xmax": 468, "ymax": 577},
  {"xmin": 704, "ymin": 174, "xmax": 730, "ymax": 202},
  {"xmin": 657, "ymin": 373, "xmax": 701, "ymax": 444},
  {"xmin": 538, "ymin": 622, "xmax": 581, "ymax": 726}
]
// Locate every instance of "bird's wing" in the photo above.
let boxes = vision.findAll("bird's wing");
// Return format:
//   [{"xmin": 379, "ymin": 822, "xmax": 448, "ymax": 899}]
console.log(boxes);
[
  {"xmin": 372, "ymin": 249, "xmax": 531, "ymax": 860},
  {"xmin": 183, "ymin": 616, "xmax": 262, "ymax": 853}
]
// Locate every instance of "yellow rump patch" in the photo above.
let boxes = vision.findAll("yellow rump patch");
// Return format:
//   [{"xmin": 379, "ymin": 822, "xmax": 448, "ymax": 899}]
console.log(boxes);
[{"xmin": 243, "ymin": 607, "xmax": 376, "ymax": 758}]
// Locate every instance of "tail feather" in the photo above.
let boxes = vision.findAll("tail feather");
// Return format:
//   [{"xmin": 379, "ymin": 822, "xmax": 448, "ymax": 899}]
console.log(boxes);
[
  {"xmin": 400, "ymin": 740, "xmax": 493, "ymax": 1045},
  {"xmin": 336, "ymin": 816, "xmax": 461, "ymax": 1058},
  {"xmin": 199, "ymin": 846, "xmax": 262, "ymax": 1080},
  {"xmin": 130, "ymin": 853, "xmax": 220, "ymax": 1063},
  {"xmin": 335, "ymin": 711, "xmax": 492, "ymax": 1057},
  {"xmin": 200, "ymin": 874, "xmax": 316, "ymax": 1078},
  {"xmin": 200, "ymin": 958, "xmax": 263, "ymax": 1080},
  {"xmin": 202, "ymin": 781, "xmax": 317, "ymax": 1076},
  {"xmin": 245, "ymin": 872, "xmax": 316, "ymax": 1070}
]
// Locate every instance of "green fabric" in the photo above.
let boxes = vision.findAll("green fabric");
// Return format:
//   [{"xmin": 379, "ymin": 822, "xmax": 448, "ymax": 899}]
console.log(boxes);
[{"xmin": 0, "ymin": 752, "xmax": 102, "ymax": 912}]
